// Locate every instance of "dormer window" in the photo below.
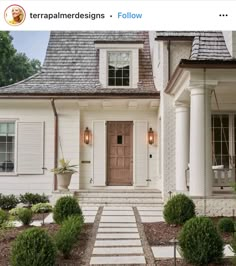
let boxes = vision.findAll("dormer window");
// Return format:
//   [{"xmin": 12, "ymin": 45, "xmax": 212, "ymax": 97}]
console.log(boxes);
[
  {"xmin": 95, "ymin": 41, "xmax": 144, "ymax": 88},
  {"xmin": 108, "ymin": 52, "xmax": 130, "ymax": 87}
]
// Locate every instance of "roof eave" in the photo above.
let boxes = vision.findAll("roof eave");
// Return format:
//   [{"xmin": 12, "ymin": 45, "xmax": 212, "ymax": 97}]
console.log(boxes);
[
  {"xmin": 0, "ymin": 92, "xmax": 160, "ymax": 100},
  {"xmin": 165, "ymin": 59, "xmax": 236, "ymax": 94}
]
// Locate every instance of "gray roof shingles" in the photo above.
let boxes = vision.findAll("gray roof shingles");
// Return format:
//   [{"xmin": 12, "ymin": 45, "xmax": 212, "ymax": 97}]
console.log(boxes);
[
  {"xmin": 0, "ymin": 31, "xmax": 157, "ymax": 96},
  {"xmin": 156, "ymin": 31, "xmax": 233, "ymax": 60}
]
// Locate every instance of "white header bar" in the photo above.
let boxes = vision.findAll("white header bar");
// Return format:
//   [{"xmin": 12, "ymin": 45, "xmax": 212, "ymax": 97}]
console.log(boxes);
[{"xmin": 0, "ymin": 1, "xmax": 235, "ymax": 30}]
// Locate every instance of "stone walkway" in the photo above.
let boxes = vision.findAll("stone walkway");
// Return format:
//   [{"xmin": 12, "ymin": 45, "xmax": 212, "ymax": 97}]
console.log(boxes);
[
  {"xmin": 90, "ymin": 206, "xmax": 146, "ymax": 265},
  {"xmin": 10, "ymin": 205, "xmax": 235, "ymax": 264}
]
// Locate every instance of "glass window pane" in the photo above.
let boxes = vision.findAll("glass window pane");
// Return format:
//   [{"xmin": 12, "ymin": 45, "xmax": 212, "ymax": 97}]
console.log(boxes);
[
  {"xmin": 214, "ymin": 128, "xmax": 221, "ymax": 141},
  {"xmin": 0, "ymin": 143, "xmax": 6, "ymax": 153},
  {"xmin": 116, "ymin": 69, "xmax": 122, "ymax": 78},
  {"xmin": 108, "ymin": 78, "xmax": 115, "ymax": 86},
  {"xmin": 109, "ymin": 69, "xmax": 115, "ymax": 78},
  {"xmin": 116, "ymin": 78, "xmax": 122, "ymax": 86},
  {"xmin": 0, "ymin": 136, "xmax": 6, "ymax": 142},
  {"xmin": 0, "ymin": 153, "xmax": 6, "ymax": 162},
  {"xmin": 213, "ymin": 116, "xmax": 221, "ymax": 127},
  {"xmin": 221, "ymin": 115, "xmax": 229, "ymax": 127},
  {"xmin": 7, "ymin": 123, "xmax": 15, "ymax": 134},
  {"xmin": 123, "ymin": 78, "xmax": 129, "ymax": 86},
  {"xmin": 7, "ymin": 143, "xmax": 14, "ymax": 153},
  {"xmin": 0, "ymin": 123, "xmax": 7, "ymax": 134},
  {"xmin": 123, "ymin": 70, "xmax": 129, "ymax": 78},
  {"xmin": 6, "ymin": 136, "xmax": 14, "ymax": 143}
]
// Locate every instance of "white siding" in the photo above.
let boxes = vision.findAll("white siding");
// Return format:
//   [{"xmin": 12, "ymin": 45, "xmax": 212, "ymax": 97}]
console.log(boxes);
[
  {"xmin": 17, "ymin": 122, "xmax": 44, "ymax": 174},
  {"xmin": 92, "ymin": 121, "xmax": 106, "ymax": 186},
  {"xmin": 134, "ymin": 121, "xmax": 148, "ymax": 186},
  {"xmin": 0, "ymin": 100, "xmax": 80, "ymax": 195}
]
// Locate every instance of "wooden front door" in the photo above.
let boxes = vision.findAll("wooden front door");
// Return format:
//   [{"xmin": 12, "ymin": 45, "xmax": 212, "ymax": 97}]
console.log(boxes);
[{"xmin": 107, "ymin": 121, "xmax": 133, "ymax": 186}]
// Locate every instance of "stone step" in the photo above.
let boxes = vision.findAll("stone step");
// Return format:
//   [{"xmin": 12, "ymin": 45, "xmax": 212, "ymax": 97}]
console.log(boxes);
[
  {"xmin": 78, "ymin": 197, "xmax": 163, "ymax": 204},
  {"xmin": 92, "ymin": 247, "xmax": 143, "ymax": 255},
  {"xmin": 90, "ymin": 255, "xmax": 146, "ymax": 265},
  {"xmin": 77, "ymin": 192, "xmax": 162, "ymax": 198},
  {"xmin": 98, "ymin": 227, "xmax": 138, "ymax": 233},
  {"xmin": 79, "ymin": 202, "xmax": 163, "ymax": 207},
  {"xmin": 95, "ymin": 239, "xmax": 142, "ymax": 247},
  {"xmin": 96, "ymin": 233, "xmax": 140, "ymax": 239}
]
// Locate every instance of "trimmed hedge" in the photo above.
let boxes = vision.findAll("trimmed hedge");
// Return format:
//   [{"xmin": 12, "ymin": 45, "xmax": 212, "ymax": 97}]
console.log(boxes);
[
  {"xmin": 217, "ymin": 217, "xmax": 235, "ymax": 233},
  {"xmin": 53, "ymin": 196, "xmax": 82, "ymax": 224},
  {"xmin": 11, "ymin": 227, "xmax": 56, "ymax": 266},
  {"xmin": 163, "ymin": 194, "xmax": 195, "ymax": 225},
  {"xmin": 179, "ymin": 216, "xmax": 224, "ymax": 265}
]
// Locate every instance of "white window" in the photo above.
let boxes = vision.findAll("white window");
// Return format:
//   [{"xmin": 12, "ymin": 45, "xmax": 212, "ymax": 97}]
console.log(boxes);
[
  {"xmin": 0, "ymin": 122, "xmax": 15, "ymax": 173},
  {"xmin": 212, "ymin": 114, "xmax": 236, "ymax": 167},
  {"xmin": 95, "ymin": 42, "xmax": 143, "ymax": 89},
  {"xmin": 0, "ymin": 121, "xmax": 44, "ymax": 175},
  {"xmin": 108, "ymin": 52, "xmax": 130, "ymax": 87}
]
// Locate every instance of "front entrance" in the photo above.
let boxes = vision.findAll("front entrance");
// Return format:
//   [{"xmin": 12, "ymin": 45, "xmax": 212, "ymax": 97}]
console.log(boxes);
[{"xmin": 107, "ymin": 121, "xmax": 133, "ymax": 185}]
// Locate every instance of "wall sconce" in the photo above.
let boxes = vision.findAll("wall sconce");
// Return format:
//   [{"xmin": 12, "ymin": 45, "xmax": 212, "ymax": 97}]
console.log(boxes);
[
  {"xmin": 148, "ymin": 127, "xmax": 154, "ymax": 145},
  {"xmin": 84, "ymin": 127, "xmax": 90, "ymax": 144}
]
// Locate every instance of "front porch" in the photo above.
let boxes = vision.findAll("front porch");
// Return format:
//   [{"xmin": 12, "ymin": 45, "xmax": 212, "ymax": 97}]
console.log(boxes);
[{"xmin": 169, "ymin": 67, "xmax": 236, "ymax": 197}]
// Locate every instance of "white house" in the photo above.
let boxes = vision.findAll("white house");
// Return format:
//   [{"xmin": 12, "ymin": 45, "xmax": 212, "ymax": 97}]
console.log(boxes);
[{"xmin": 0, "ymin": 31, "xmax": 236, "ymax": 215}]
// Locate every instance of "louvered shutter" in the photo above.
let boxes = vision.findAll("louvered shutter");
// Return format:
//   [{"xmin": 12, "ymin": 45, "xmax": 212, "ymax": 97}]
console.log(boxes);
[{"xmin": 17, "ymin": 122, "xmax": 44, "ymax": 174}]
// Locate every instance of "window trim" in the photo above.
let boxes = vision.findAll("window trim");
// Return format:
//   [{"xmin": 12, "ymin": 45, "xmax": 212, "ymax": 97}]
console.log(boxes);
[
  {"xmin": 0, "ymin": 119, "xmax": 18, "ymax": 176},
  {"xmin": 211, "ymin": 113, "xmax": 236, "ymax": 167},
  {"xmin": 106, "ymin": 50, "xmax": 133, "ymax": 88}
]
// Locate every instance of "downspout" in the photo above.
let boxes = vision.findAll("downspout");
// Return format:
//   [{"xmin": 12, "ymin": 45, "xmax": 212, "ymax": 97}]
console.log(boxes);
[
  {"xmin": 167, "ymin": 40, "xmax": 171, "ymax": 81},
  {"xmin": 51, "ymin": 99, "xmax": 58, "ymax": 191}
]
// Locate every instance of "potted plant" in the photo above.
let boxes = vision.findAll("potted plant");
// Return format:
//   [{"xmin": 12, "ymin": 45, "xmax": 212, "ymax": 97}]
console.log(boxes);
[{"xmin": 51, "ymin": 158, "xmax": 78, "ymax": 191}]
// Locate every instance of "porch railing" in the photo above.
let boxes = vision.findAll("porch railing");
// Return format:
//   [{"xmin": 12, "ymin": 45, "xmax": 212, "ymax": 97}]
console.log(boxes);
[{"xmin": 185, "ymin": 167, "xmax": 236, "ymax": 189}]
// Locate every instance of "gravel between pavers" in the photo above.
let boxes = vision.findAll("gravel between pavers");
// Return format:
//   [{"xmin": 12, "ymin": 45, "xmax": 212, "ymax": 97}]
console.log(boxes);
[
  {"xmin": 82, "ymin": 206, "xmax": 103, "ymax": 266},
  {"xmin": 133, "ymin": 207, "xmax": 155, "ymax": 265}
]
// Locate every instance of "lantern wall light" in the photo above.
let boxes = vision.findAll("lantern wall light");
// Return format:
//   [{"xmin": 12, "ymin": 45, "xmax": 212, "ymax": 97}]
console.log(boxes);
[
  {"xmin": 148, "ymin": 127, "xmax": 154, "ymax": 145},
  {"xmin": 84, "ymin": 127, "xmax": 90, "ymax": 144}
]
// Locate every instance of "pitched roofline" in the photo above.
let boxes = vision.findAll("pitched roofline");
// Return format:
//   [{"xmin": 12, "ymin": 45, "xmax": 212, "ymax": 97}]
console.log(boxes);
[
  {"xmin": 165, "ymin": 59, "xmax": 236, "ymax": 94},
  {"xmin": 0, "ymin": 92, "xmax": 160, "ymax": 99}
]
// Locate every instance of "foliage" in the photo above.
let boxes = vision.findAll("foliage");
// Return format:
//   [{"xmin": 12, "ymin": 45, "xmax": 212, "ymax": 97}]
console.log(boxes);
[
  {"xmin": 0, "ymin": 193, "xmax": 19, "ymax": 210},
  {"xmin": 0, "ymin": 209, "xmax": 8, "ymax": 226},
  {"xmin": 51, "ymin": 158, "xmax": 78, "ymax": 174},
  {"xmin": 217, "ymin": 217, "xmax": 235, "ymax": 233},
  {"xmin": 163, "ymin": 194, "xmax": 195, "ymax": 225},
  {"xmin": 53, "ymin": 196, "xmax": 82, "ymax": 224},
  {"xmin": 179, "ymin": 216, "xmax": 224, "ymax": 265},
  {"xmin": 32, "ymin": 203, "xmax": 53, "ymax": 213},
  {"xmin": 55, "ymin": 215, "xmax": 84, "ymax": 259},
  {"xmin": 0, "ymin": 32, "xmax": 41, "ymax": 87},
  {"xmin": 17, "ymin": 208, "xmax": 33, "ymax": 226},
  {"xmin": 231, "ymin": 233, "xmax": 236, "ymax": 265},
  {"xmin": 19, "ymin": 193, "xmax": 49, "ymax": 206},
  {"xmin": 10, "ymin": 227, "xmax": 56, "ymax": 266},
  {"xmin": 9, "ymin": 207, "xmax": 22, "ymax": 217}
]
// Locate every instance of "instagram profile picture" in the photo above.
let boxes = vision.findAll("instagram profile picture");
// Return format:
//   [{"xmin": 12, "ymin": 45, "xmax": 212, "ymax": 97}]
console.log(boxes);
[{"xmin": 5, "ymin": 5, "xmax": 26, "ymax": 26}]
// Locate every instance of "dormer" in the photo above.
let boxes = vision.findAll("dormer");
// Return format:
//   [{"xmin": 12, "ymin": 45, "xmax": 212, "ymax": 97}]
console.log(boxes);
[{"xmin": 95, "ymin": 41, "xmax": 144, "ymax": 88}]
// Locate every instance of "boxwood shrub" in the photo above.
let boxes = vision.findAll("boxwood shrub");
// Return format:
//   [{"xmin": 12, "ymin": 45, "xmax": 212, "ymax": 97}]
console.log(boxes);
[
  {"xmin": 11, "ymin": 227, "xmax": 56, "ymax": 266},
  {"xmin": 163, "ymin": 194, "xmax": 195, "ymax": 225},
  {"xmin": 217, "ymin": 217, "xmax": 235, "ymax": 233},
  {"xmin": 0, "ymin": 194, "xmax": 19, "ymax": 210},
  {"xmin": 179, "ymin": 216, "xmax": 223, "ymax": 265},
  {"xmin": 53, "ymin": 196, "xmax": 82, "ymax": 224}
]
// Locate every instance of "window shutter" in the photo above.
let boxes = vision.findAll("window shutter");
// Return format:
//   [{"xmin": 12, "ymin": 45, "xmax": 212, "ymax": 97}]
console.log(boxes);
[
  {"xmin": 17, "ymin": 122, "xmax": 44, "ymax": 174},
  {"xmin": 134, "ymin": 121, "xmax": 148, "ymax": 186},
  {"xmin": 92, "ymin": 121, "xmax": 106, "ymax": 186}
]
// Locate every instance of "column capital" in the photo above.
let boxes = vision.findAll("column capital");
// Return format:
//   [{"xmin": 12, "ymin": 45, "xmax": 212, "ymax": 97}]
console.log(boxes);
[
  {"xmin": 188, "ymin": 80, "xmax": 218, "ymax": 92},
  {"xmin": 174, "ymin": 101, "xmax": 190, "ymax": 113}
]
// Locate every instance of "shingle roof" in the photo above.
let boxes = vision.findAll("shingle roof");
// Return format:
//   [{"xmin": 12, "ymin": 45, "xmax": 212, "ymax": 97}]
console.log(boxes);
[
  {"xmin": 0, "ymin": 31, "xmax": 157, "ymax": 96},
  {"xmin": 156, "ymin": 31, "xmax": 233, "ymax": 60}
]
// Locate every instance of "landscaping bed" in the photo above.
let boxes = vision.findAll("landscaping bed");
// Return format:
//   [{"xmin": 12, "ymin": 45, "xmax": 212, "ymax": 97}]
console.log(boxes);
[
  {"xmin": 144, "ymin": 218, "xmax": 234, "ymax": 246},
  {"xmin": 0, "ymin": 223, "xmax": 93, "ymax": 265}
]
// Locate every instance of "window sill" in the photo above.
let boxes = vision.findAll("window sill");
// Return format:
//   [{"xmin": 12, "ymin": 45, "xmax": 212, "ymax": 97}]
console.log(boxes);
[{"xmin": 0, "ymin": 173, "xmax": 18, "ymax": 176}]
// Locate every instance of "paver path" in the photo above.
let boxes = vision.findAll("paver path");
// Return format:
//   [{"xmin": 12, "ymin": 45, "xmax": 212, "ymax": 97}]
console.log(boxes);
[{"xmin": 90, "ymin": 206, "xmax": 146, "ymax": 265}]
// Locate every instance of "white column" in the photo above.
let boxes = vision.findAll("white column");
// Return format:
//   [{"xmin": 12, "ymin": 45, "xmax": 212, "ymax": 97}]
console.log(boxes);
[
  {"xmin": 189, "ymin": 87, "xmax": 212, "ymax": 197},
  {"xmin": 175, "ymin": 104, "xmax": 189, "ymax": 192}
]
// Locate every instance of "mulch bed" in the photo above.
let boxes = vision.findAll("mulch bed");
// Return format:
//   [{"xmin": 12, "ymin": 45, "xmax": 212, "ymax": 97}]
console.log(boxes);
[
  {"xmin": 144, "ymin": 218, "xmax": 235, "ymax": 266},
  {"xmin": 0, "ymin": 223, "xmax": 93, "ymax": 266}
]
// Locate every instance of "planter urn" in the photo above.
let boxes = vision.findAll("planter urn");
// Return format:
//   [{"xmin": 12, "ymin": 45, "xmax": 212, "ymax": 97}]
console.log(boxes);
[{"xmin": 57, "ymin": 172, "xmax": 73, "ymax": 191}]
